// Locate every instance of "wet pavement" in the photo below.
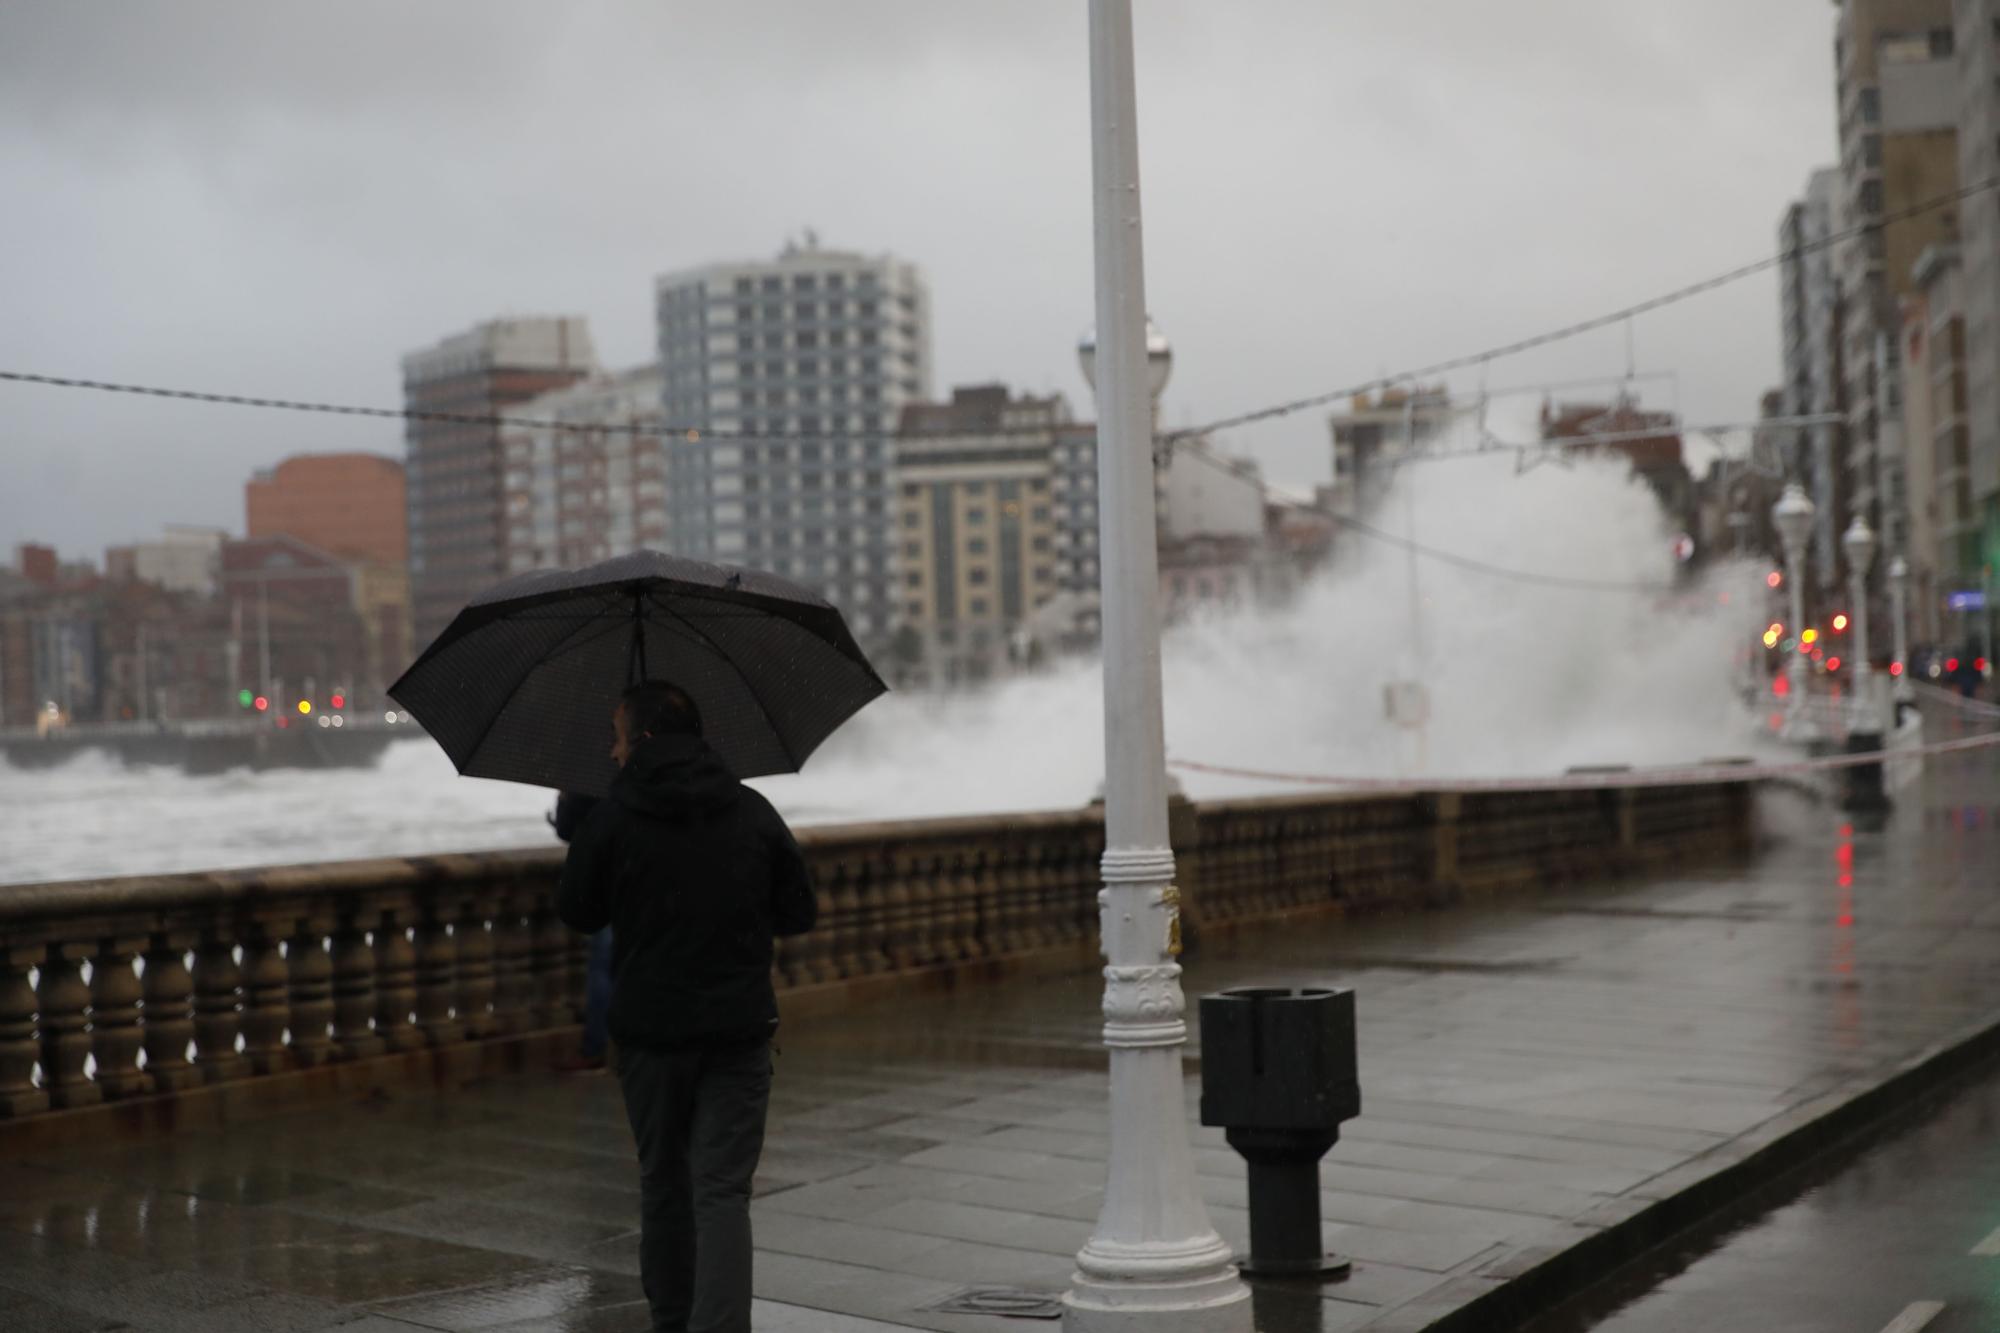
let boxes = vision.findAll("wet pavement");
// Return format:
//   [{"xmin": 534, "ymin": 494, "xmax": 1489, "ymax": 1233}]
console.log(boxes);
[
  {"xmin": 2, "ymin": 750, "xmax": 1998, "ymax": 1332},
  {"xmin": 1528, "ymin": 1055, "xmax": 2000, "ymax": 1333}
]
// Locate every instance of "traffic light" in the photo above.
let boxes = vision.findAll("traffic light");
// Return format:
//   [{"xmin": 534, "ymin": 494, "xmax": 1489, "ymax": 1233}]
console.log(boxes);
[
  {"xmin": 1766, "ymin": 571, "xmax": 1782, "ymax": 588},
  {"xmin": 330, "ymin": 691, "xmax": 346, "ymax": 710},
  {"xmin": 1826, "ymin": 656, "xmax": 1841, "ymax": 672},
  {"xmin": 297, "ymin": 700, "xmax": 312, "ymax": 716},
  {"xmin": 238, "ymin": 688, "xmax": 254, "ymax": 709},
  {"xmin": 253, "ymin": 695, "xmax": 269, "ymax": 712},
  {"xmin": 1832, "ymin": 613, "xmax": 1849, "ymax": 633}
]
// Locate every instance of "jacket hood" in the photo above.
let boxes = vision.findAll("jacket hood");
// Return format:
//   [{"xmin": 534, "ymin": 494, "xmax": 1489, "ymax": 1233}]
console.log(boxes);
[{"xmin": 612, "ymin": 733, "xmax": 743, "ymax": 819}]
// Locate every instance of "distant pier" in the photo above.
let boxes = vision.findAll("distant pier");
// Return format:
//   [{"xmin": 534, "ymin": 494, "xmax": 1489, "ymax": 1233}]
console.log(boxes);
[{"xmin": 0, "ymin": 714, "xmax": 417, "ymax": 775}]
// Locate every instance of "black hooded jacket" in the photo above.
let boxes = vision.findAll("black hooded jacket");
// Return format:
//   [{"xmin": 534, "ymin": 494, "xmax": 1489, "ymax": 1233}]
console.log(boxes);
[{"xmin": 556, "ymin": 733, "xmax": 817, "ymax": 1050}]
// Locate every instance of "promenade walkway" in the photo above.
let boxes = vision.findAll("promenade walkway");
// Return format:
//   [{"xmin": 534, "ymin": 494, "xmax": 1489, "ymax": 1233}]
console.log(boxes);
[{"xmin": 3, "ymin": 752, "xmax": 1997, "ymax": 1332}]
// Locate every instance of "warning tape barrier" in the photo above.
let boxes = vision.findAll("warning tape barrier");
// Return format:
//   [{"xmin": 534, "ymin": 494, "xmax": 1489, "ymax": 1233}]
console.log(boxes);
[{"xmin": 1168, "ymin": 729, "xmax": 2000, "ymax": 793}]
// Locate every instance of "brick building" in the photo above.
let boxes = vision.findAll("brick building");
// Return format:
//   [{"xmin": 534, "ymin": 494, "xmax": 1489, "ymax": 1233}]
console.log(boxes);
[{"xmin": 247, "ymin": 454, "xmax": 408, "ymax": 566}]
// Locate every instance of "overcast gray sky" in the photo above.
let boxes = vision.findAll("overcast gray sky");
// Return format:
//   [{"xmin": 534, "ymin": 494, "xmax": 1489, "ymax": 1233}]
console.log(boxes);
[{"xmin": 0, "ymin": 2, "xmax": 1836, "ymax": 562}]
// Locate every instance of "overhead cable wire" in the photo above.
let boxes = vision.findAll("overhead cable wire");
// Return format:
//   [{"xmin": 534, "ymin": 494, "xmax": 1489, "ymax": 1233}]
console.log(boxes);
[
  {"xmin": 1167, "ymin": 174, "xmax": 2000, "ymax": 441},
  {"xmin": 2, "ymin": 177, "xmax": 1991, "ymax": 450},
  {"xmin": 1324, "ymin": 511, "xmax": 1681, "ymax": 592},
  {"xmin": 1170, "ymin": 434, "xmax": 1682, "ymax": 592}
]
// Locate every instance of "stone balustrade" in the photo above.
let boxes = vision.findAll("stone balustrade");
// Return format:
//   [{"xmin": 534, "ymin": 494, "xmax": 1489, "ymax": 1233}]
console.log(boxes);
[{"xmin": 0, "ymin": 779, "xmax": 1754, "ymax": 1121}]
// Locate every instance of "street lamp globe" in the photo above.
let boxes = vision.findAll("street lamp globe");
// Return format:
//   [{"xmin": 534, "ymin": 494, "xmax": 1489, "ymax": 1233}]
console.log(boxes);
[
  {"xmin": 1772, "ymin": 484, "xmax": 1814, "ymax": 557},
  {"xmin": 1078, "ymin": 317, "xmax": 1173, "ymax": 402},
  {"xmin": 1842, "ymin": 515, "xmax": 1877, "ymax": 579}
]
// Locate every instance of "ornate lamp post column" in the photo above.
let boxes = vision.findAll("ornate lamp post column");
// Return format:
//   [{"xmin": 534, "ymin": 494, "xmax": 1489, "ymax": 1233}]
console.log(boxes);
[
  {"xmin": 1771, "ymin": 484, "xmax": 1817, "ymax": 741},
  {"xmin": 1888, "ymin": 555, "xmax": 1914, "ymax": 710},
  {"xmin": 1063, "ymin": 2, "xmax": 1251, "ymax": 1329},
  {"xmin": 1843, "ymin": 517, "xmax": 1879, "ymax": 733},
  {"xmin": 1841, "ymin": 516, "xmax": 1891, "ymax": 819}
]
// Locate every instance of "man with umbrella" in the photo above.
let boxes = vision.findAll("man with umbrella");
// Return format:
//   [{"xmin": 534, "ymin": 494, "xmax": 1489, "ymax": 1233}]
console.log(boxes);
[
  {"xmin": 558, "ymin": 679, "xmax": 816, "ymax": 1332},
  {"xmin": 390, "ymin": 552, "xmax": 884, "ymax": 1333}
]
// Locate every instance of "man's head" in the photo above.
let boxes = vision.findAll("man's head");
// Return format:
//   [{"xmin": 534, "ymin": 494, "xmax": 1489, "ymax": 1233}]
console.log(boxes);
[{"xmin": 611, "ymin": 679, "xmax": 703, "ymax": 767}]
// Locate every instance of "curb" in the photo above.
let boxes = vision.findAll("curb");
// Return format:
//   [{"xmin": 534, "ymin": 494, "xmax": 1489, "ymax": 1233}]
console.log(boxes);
[{"xmin": 1373, "ymin": 1008, "xmax": 2000, "ymax": 1332}]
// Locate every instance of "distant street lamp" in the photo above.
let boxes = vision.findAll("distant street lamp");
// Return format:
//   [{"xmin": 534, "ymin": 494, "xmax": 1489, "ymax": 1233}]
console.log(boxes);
[
  {"xmin": 1063, "ymin": 1, "xmax": 1250, "ymax": 1329},
  {"xmin": 1771, "ymin": 484, "xmax": 1817, "ymax": 741},
  {"xmin": 1841, "ymin": 516, "xmax": 1890, "ymax": 819},
  {"xmin": 1888, "ymin": 555, "xmax": 1913, "ymax": 710},
  {"xmin": 1842, "ymin": 516, "xmax": 1878, "ymax": 734},
  {"xmin": 1078, "ymin": 319, "xmax": 1173, "ymax": 403}
]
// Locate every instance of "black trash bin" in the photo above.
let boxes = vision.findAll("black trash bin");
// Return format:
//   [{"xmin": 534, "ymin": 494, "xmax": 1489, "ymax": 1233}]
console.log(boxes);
[{"xmin": 1199, "ymin": 986, "xmax": 1359, "ymax": 1278}]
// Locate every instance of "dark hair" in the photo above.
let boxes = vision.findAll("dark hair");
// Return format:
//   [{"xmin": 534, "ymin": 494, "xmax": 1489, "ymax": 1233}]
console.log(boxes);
[{"xmin": 619, "ymin": 679, "xmax": 702, "ymax": 739}]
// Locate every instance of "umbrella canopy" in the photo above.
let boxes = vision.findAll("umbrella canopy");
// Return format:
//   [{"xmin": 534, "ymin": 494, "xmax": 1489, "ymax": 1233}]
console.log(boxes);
[{"xmin": 388, "ymin": 551, "xmax": 886, "ymax": 798}]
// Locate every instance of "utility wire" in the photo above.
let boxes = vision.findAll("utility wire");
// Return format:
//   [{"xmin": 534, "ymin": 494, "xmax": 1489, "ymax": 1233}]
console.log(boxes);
[
  {"xmin": 2, "ymin": 176, "xmax": 1990, "ymax": 450},
  {"xmin": 1325, "ymin": 511, "xmax": 1680, "ymax": 592},
  {"xmin": 1171, "ymin": 429, "xmax": 1685, "ymax": 592},
  {"xmin": 1168, "ymin": 174, "xmax": 2000, "ymax": 441}
]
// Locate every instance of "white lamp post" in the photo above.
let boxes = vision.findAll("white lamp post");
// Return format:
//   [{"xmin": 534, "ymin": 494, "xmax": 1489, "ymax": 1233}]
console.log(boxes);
[
  {"xmin": 1771, "ymin": 484, "xmax": 1817, "ymax": 741},
  {"xmin": 1064, "ymin": 2, "xmax": 1250, "ymax": 1329},
  {"xmin": 1842, "ymin": 516, "xmax": 1878, "ymax": 735},
  {"xmin": 1888, "ymin": 555, "xmax": 1913, "ymax": 709}
]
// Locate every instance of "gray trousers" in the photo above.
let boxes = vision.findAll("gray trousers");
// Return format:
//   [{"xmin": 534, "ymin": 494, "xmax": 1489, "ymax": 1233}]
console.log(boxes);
[{"xmin": 616, "ymin": 1040, "xmax": 773, "ymax": 1333}]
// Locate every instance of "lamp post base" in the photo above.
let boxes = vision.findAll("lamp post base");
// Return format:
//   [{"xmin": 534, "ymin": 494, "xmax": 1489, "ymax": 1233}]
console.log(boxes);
[
  {"xmin": 1841, "ymin": 730, "xmax": 1891, "ymax": 826},
  {"xmin": 1063, "ymin": 1265, "xmax": 1252, "ymax": 1333}
]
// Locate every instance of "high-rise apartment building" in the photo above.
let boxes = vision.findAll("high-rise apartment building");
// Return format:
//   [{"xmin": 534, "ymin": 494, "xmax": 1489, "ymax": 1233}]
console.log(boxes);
[
  {"xmin": 654, "ymin": 242, "xmax": 932, "ymax": 644},
  {"xmin": 402, "ymin": 318, "xmax": 596, "ymax": 646},
  {"xmin": 894, "ymin": 386, "xmax": 1063, "ymax": 682},
  {"xmin": 500, "ymin": 365, "xmax": 667, "ymax": 574},
  {"xmin": 1780, "ymin": 171, "xmax": 1851, "ymax": 601},
  {"xmin": 1902, "ymin": 245, "xmax": 1965, "ymax": 640},
  {"xmin": 1951, "ymin": 0, "xmax": 2000, "ymax": 597},
  {"xmin": 1831, "ymin": 0, "xmax": 1959, "ymax": 535},
  {"xmin": 1051, "ymin": 422, "xmax": 1101, "ymax": 596}
]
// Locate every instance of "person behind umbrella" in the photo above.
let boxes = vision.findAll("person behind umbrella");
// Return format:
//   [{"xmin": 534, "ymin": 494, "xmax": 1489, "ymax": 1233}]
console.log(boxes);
[{"xmin": 557, "ymin": 678, "xmax": 817, "ymax": 1333}]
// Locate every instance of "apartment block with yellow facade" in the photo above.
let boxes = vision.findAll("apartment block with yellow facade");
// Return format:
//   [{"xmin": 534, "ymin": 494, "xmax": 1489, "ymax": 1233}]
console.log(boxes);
[{"xmin": 895, "ymin": 385, "xmax": 1067, "ymax": 684}]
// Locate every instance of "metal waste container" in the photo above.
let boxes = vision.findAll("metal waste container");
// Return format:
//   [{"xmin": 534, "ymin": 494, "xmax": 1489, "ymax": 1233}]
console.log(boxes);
[{"xmin": 1199, "ymin": 986, "xmax": 1358, "ymax": 1278}]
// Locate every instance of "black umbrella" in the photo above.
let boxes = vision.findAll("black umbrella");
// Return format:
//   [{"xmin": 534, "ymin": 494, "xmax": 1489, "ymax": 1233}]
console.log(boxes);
[{"xmin": 388, "ymin": 551, "xmax": 886, "ymax": 798}]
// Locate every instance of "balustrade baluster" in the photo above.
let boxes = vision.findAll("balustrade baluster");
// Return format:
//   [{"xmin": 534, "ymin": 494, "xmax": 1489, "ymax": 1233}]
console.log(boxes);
[
  {"xmin": 0, "ymin": 945, "xmax": 49, "ymax": 1117},
  {"xmin": 329, "ymin": 912, "xmax": 383, "ymax": 1061},
  {"xmin": 952, "ymin": 849, "xmax": 987, "ymax": 961},
  {"xmin": 191, "ymin": 930, "xmax": 249, "ymax": 1082},
  {"xmin": 775, "ymin": 862, "xmax": 822, "ymax": 987},
  {"xmin": 832, "ymin": 852, "xmax": 872, "ymax": 976},
  {"xmin": 286, "ymin": 916, "xmax": 335, "ymax": 1067},
  {"xmin": 37, "ymin": 944, "xmax": 98, "ymax": 1109},
  {"xmin": 373, "ymin": 907, "xmax": 420, "ymax": 1052},
  {"xmin": 875, "ymin": 851, "xmax": 912, "ymax": 972},
  {"xmin": 140, "ymin": 930, "xmax": 198, "ymax": 1092},
  {"xmin": 89, "ymin": 936, "xmax": 148, "ymax": 1099},
  {"xmin": 991, "ymin": 844, "xmax": 1027, "ymax": 956},
  {"xmin": 489, "ymin": 894, "xmax": 535, "ymax": 1035},
  {"xmin": 456, "ymin": 901, "xmax": 497, "ymax": 1039},
  {"xmin": 239, "ymin": 921, "xmax": 291, "ymax": 1076},
  {"xmin": 1045, "ymin": 842, "xmax": 1076, "ymax": 947},
  {"xmin": 528, "ymin": 907, "xmax": 572, "ymax": 1030},
  {"xmin": 413, "ymin": 901, "xmax": 464, "ymax": 1046}
]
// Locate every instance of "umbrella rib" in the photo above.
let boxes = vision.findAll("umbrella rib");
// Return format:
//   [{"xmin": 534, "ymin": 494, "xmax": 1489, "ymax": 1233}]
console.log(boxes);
[
  {"xmin": 648, "ymin": 592, "xmax": 803, "ymax": 770},
  {"xmin": 455, "ymin": 602, "xmax": 631, "ymax": 771}
]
